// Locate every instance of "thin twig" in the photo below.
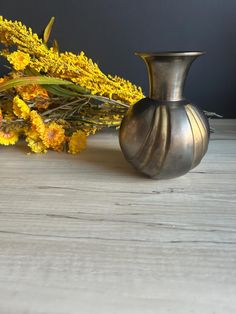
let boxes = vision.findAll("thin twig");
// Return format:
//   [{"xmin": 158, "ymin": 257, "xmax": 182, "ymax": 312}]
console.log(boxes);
[
  {"xmin": 80, "ymin": 94, "xmax": 130, "ymax": 108},
  {"xmin": 41, "ymin": 98, "xmax": 83, "ymax": 116}
]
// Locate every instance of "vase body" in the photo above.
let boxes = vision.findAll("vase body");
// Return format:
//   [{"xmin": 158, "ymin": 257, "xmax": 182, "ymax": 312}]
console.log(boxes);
[{"xmin": 119, "ymin": 51, "xmax": 210, "ymax": 179}]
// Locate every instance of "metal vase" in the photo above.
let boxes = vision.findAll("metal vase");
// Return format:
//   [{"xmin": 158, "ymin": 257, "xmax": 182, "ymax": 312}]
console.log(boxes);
[{"xmin": 119, "ymin": 51, "xmax": 210, "ymax": 179}]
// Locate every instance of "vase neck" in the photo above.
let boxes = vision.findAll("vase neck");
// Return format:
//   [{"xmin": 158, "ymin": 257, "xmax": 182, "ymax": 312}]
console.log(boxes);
[{"xmin": 136, "ymin": 51, "xmax": 205, "ymax": 102}]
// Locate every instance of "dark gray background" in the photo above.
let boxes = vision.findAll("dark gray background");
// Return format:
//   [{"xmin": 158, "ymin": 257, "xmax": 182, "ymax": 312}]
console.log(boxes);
[{"xmin": 1, "ymin": 0, "xmax": 235, "ymax": 117}]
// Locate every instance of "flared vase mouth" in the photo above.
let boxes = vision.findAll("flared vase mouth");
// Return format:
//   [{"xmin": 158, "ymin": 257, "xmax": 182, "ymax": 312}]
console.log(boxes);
[{"xmin": 135, "ymin": 51, "xmax": 206, "ymax": 57}]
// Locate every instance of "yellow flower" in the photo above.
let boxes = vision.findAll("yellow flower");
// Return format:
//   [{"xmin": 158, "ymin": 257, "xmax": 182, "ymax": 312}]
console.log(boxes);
[
  {"xmin": 30, "ymin": 110, "xmax": 45, "ymax": 136},
  {"xmin": 25, "ymin": 129, "xmax": 47, "ymax": 153},
  {"xmin": 13, "ymin": 95, "xmax": 30, "ymax": 119},
  {"xmin": 68, "ymin": 130, "xmax": 87, "ymax": 154},
  {"xmin": 43, "ymin": 121, "xmax": 65, "ymax": 151},
  {"xmin": 16, "ymin": 84, "xmax": 49, "ymax": 101},
  {"xmin": 0, "ymin": 129, "xmax": 19, "ymax": 145},
  {"xmin": 6, "ymin": 51, "xmax": 31, "ymax": 71}
]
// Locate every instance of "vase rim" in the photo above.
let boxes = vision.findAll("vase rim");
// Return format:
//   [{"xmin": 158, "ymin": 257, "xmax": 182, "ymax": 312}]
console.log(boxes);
[{"xmin": 135, "ymin": 51, "xmax": 206, "ymax": 57}]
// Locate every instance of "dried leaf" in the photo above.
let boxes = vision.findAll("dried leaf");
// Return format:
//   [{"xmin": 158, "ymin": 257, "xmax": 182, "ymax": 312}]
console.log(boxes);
[
  {"xmin": 45, "ymin": 85, "xmax": 81, "ymax": 97},
  {"xmin": 53, "ymin": 39, "xmax": 59, "ymax": 53},
  {"xmin": 0, "ymin": 76, "xmax": 72, "ymax": 92},
  {"xmin": 43, "ymin": 17, "xmax": 55, "ymax": 44}
]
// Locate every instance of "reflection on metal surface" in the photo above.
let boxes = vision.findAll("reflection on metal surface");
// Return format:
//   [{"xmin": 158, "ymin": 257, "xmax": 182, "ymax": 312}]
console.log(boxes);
[{"xmin": 119, "ymin": 51, "xmax": 210, "ymax": 179}]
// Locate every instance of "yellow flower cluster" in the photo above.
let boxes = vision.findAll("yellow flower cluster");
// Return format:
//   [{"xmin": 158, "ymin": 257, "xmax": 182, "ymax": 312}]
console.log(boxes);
[
  {"xmin": 25, "ymin": 119, "xmax": 65, "ymax": 153},
  {"xmin": 13, "ymin": 95, "xmax": 30, "ymax": 119},
  {"xmin": 16, "ymin": 84, "xmax": 49, "ymax": 101},
  {"xmin": 0, "ymin": 92, "xmax": 89, "ymax": 153},
  {"xmin": 25, "ymin": 111, "xmax": 87, "ymax": 153},
  {"xmin": 0, "ymin": 16, "xmax": 145, "ymax": 154},
  {"xmin": 68, "ymin": 130, "xmax": 87, "ymax": 154},
  {"xmin": 0, "ymin": 16, "xmax": 49, "ymax": 56},
  {"xmin": 0, "ymin": 16, "xmax": 144, "ymax": 105},
  {"xmin": 27, "ymin": 111, "xmax": 64, "ymax": 153},
  {"xmin": 7, "ymin": 51, "xmax": 31, "ymax": 71},
  {"xmin": 25, "ymin": 129, "xmax": 47, "ymax": 153}
]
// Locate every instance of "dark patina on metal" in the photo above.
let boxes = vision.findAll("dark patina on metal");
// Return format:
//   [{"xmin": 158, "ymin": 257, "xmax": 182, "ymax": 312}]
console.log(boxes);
[{"xmin": 119, "ymin": 51, "xmax": 210, "ymax": 179}]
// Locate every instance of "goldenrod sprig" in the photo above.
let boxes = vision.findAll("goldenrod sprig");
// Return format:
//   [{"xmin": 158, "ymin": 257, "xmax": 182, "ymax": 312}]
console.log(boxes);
[{"xmin": 0, "ymin": 16, "xmax": 144, "ymax": 153}]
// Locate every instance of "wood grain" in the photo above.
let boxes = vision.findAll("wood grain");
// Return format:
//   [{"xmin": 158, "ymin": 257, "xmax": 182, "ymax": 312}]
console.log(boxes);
[{"xmin": 0, "ymin": 119, "xmax": 235, "ymax": 314}]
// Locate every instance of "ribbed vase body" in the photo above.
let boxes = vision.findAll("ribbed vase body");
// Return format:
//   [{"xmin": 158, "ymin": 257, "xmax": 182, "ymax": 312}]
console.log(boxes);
[{"xmin": 119, "ymin": 51, "xmax": 210, "ymax": 179}]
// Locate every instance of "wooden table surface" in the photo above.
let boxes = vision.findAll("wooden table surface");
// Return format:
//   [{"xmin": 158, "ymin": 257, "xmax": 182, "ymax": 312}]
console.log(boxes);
[{"xmin": 0, "ymin": 119, "xmax": 235, "ymax": 314}]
